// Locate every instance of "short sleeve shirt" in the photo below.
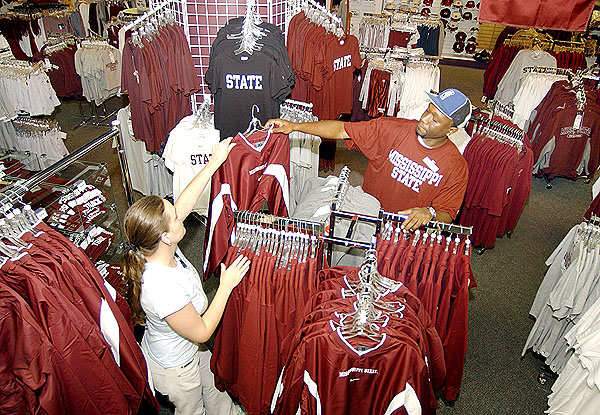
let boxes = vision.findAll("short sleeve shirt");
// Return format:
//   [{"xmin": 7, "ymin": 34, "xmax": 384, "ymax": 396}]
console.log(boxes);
[
  {"xmin": 344, "ymin": 117, "xmax": 468, "ymax": 218},
  {"xmin": 141, "ymin": 248, "xmax": 208, "ymax": 368}
]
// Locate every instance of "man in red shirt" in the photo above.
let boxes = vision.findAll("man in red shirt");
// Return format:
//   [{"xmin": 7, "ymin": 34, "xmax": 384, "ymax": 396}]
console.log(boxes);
[{"xmin": 267, "ymin": 88, "xmax": 471, "ymax": 231}]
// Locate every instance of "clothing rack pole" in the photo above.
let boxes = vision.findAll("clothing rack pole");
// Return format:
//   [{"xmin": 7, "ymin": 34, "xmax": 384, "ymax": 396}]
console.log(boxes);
[
  {"xmin": 111, "ymin": 120, "xmax": 135, "ymax": 206},
  {"xmin": 321, "ymin": 235, "xmax": 374, "ymax": 250},
  {"xmin": 123, "ymin": 1, "xmax": 170, "ymax": 32},
  {"xmin": 233, "ymin": 210, "xmax": 324, "ymax": 233},
  {"xmin": 0, "ymin": 125, "xmax": 129, "ymax": 208},
  {"xmin": 380, "ymin": 211, "xmax": 473, "ymax": 236},
  {"xmin": 328, "ymin": 166, "xmax": 351, "ymax": 263}
]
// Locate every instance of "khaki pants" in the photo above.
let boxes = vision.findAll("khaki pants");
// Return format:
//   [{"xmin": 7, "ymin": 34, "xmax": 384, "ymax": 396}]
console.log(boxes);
[{"xmin": 147, "ymin": 349, "xmax": 239, "ymax": 415}]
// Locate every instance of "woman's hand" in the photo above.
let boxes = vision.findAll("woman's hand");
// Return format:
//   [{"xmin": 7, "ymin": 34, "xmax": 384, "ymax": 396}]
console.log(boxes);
[
  {"xmin": 210, "ymin": 137, "xmax": 236, "ymax": 166},
  {"xmin": 219, "ymin": 255, "xmax": 251, "ymax": 291}
]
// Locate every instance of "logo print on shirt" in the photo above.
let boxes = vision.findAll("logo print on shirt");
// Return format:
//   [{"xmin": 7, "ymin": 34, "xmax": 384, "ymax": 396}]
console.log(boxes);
[
  {"xmin": 333, "ymin": 54, "xmax": 352, "ymax": 72},
  {"xmin": 560, "ymin": 126, "xmax": 591, "ymax": 139},
  {"xmin": 388, "ymin": 149, "xmax": 443, "ymax": 193},
  {"xmin": 225, "ymin": 74, "xmax": 263, "ymax": 90},
  {"xmin": 339, "ymin": 367, "xmax": 379, "ymax": 377}
]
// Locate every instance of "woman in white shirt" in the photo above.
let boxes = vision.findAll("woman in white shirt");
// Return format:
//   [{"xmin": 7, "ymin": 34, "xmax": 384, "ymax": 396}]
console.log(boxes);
[{"xmin": 123, "ymin": 138, "xmax": 250, "ymax": 415}]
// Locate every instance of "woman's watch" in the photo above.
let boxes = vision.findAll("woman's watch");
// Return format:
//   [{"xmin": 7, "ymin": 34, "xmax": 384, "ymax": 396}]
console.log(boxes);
[{"xmin": 427, "ymin": 206, "xmax": 437, "ymax": 220}]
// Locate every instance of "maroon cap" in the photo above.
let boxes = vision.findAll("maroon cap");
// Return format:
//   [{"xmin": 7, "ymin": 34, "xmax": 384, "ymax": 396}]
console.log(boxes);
[
  {"xmin": 453, "ymin": 41, "xmax": 465, "ymax": 53},
  {"xmin": 455, "ymin": 31, "xmax": 467, "ymax": 42}
]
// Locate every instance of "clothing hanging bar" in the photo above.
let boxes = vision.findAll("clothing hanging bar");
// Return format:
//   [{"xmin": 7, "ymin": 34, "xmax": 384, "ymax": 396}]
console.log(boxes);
[
  {"xmin": 330, "ymin": 165, "xmax": 351, "ymax": 212},
  {"xmin": 321, "ymin": 235, "xmax": 376, "ymax": 250},
  {"xmin": 380, "ymin": 210, "xmax": 473, "ymax": 236},
  {"xmin": 233, "ymin": 210, "xmax": 325, "ymax": 234},
  {"xmin": 123, "ymin": 1, "xmax": 170, "ymax": 32},
  {"xmin": 303, "ymin": 0, "xmax": 342, "ymax": 27}
]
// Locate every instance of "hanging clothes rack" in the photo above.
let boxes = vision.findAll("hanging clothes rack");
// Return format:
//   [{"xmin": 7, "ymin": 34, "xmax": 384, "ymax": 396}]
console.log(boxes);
[
  {"xmin": 0, "ymin": 122, "xmax": 134, "ymax": 209},
  {"xmin": 123, "ymin": 1, "xmax": 171, "ymax": 32}
]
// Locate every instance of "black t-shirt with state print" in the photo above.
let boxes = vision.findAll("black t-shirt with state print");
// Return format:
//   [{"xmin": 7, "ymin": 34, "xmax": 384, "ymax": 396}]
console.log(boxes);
[{"xmin": 206, "ymin": 50, "xmax": 290, "ymax": 140}]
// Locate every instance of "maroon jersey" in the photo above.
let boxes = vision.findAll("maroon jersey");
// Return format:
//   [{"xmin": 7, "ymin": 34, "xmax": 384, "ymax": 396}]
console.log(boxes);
[
  {"xmin": 204, "ymin": 130, "xmax": 290, "ymax": 277},
  {"xmin": 272, "ymin": 326, "xmax": 430, "ymax": 415}
]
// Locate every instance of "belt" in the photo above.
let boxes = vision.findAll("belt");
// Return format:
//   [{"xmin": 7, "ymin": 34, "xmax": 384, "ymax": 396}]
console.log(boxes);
[{"xmin": 181, "ymin": 358, "xmax": 194, "ymax": 369}]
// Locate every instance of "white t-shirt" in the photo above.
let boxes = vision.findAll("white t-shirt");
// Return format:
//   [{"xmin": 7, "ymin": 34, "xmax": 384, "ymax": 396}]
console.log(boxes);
[
  {"xmin": 141, "ymin": 248, "xmax": 208, "ymax": 368},
  {"xmin": 163, "ymin": 116, "xmax": 220, "ymax": 215}
]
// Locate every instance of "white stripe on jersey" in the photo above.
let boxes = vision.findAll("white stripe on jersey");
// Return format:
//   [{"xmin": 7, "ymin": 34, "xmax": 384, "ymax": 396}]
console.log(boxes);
[
  {"xmin": 263, "ymin": 163, "xmax": 290, "ymax": 212},
  {"xmin": 204, "ymin": 184, "xmax": 237, "ymax": 272},
  {"xmin": 304, "ymin": 369, "xmax": 322, "ymax": 415},
  {"xmin": 384, "ymin": 382, "xmax": 421, "ymax": 415}
]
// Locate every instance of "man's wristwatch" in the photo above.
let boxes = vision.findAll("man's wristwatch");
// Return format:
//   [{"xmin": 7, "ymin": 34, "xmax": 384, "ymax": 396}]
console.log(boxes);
[{"xmin": 427, "ymin": 206, "xmax": 437, "ymax": 220}]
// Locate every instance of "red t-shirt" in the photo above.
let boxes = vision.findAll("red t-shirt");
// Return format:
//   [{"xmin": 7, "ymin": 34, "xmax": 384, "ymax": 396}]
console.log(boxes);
[{"xmin": 344, "ymin": 117, "xmax": 468, "ymax": 218}]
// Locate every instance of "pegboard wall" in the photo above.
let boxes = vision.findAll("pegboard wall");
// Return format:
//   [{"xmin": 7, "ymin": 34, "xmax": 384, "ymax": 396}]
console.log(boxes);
[{"xmin": 152, "ymin": 0, "xmax": 288, "ymax": 107}]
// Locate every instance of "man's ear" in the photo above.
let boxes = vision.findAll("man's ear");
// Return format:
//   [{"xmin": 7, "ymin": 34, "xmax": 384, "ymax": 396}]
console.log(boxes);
[{"xmin": 447, "ymin": 126, "xmax": 459, "ymax": 136}]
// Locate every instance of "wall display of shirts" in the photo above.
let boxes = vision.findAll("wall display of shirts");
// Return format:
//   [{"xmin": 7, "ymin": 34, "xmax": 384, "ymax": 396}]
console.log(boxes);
[
  {"xmin": 526, "ymin": 80, "xmax": 600, "ymax": 182},
  {"xmin": 356, "ymin": 53, "xmax": 440, "ymax": 120},
  {"xmin": 74, "ymin": 40, "xmax": 122, "ymax": 105},
  {"xmin": 115, "ymin": 107, "xmax": 173, "ymax": 198},
  {"xmin": 121, "ymin": 18, "xmax": 201, "ymax": 153},
  {"xmin": 206, "ymin": 14, "xmax": 294, "ymax": 140},
  {"xmin": 286, "ymin": 10, "xmax": 360, "ymax": 120},
  {"xmin": 0, "ymin": 60, "xmax": 60, "ymax": 116},
  {"xmin": 0, "ymin": 117, "xmax": 69, "ymax": 171},
  {"xmin": 163, "ymin": 112, "xmax": 220, "ymax": 216},
  {"xmin": 358, "ymin": 13, "xmax": 444, "ymax": 57},
  {"xmin": 383, "ymin": 0, "xmax": 481, "ymax": 58}
]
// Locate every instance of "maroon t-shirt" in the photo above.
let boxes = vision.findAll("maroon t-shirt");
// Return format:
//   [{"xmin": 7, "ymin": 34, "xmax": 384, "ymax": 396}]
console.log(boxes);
[{"xmin": 344, "ymin": 117, "xmax": 468, "ymax": 218}]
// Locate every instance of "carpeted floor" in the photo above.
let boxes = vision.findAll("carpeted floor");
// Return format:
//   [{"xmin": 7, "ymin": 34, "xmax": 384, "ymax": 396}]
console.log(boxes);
[{"xmin": 51, "ymin": 64, "xmax": 594, "ymax": 414}]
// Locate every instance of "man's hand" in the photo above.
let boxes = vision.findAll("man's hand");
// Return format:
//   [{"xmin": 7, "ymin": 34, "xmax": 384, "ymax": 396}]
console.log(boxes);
[
  {"xmin": 398, "ymin": 207, "xmax": 434, "ymax": 232},
  {"xmin": 265, "ymin": 118, "xmax": 296, "ymax": 134}
]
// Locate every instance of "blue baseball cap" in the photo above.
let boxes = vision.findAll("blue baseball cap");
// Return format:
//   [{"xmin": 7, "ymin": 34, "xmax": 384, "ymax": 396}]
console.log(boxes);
[{"xmin": 426, "ymin": 88, "xmax": 472, "ymax": 128}]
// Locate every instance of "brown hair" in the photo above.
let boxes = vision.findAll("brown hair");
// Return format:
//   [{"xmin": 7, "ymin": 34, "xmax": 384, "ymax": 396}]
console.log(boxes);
[{"xmin": 122, "ymin": 195, "xmax": 169, "ymax": 325}]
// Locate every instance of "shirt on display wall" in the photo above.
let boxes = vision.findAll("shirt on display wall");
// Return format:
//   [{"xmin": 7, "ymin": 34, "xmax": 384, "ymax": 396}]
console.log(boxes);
[
  {"xmin": 205, "ymin": 17, "xmax": 294, "ymax": 140},
  {"xmin": 397, "ymin": 0, "xmax": 481, "ymax": 58},
  {"xmin": 478, "ymin": 0, "xmax": 595, "ymax": 32}
]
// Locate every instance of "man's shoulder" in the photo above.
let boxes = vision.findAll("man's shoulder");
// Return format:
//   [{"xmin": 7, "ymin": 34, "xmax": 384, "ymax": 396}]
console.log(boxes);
[{"xmin": 368, "ymin": 116, "xmax": 418, "ymax": 134}]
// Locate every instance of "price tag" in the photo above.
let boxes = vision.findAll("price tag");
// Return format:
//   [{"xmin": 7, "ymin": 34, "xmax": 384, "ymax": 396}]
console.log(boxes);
[{"xmin": 573, "ymin": 113, "xmax": 583, "ymax": 130}]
